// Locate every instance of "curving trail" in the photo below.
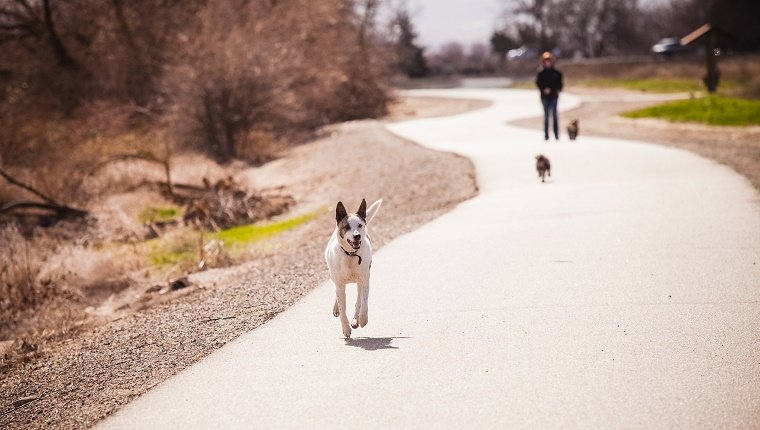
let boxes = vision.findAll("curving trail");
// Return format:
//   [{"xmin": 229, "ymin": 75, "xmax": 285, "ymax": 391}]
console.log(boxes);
[{"xmin": 100, "ymin": 89, "xmax": 760, "ymax": 429}]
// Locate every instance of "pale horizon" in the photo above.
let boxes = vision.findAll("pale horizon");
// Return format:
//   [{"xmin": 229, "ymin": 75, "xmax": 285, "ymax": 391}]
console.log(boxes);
[{"xmin": 410, "ymin": 0, "xmax": 668, "ymax": 51}]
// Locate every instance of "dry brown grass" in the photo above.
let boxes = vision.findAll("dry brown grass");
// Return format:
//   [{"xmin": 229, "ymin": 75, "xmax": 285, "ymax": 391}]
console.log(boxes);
[
  {"xmin": 0, "ymin": 102, "xmax": 168, "ymax": 206},
  {"xmin": 0, "ymin": 225, "xmax": 53, "ymax": 323},
  {"xmin": 0, "ymin": 221, "xmax": 146, "ymax": 340}
]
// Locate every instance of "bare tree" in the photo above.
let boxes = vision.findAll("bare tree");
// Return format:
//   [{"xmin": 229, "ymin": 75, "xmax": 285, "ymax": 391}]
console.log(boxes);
[
  {"xmin": 41, "ymin": 0, "xmax": 76, "ymax": 67},
  {"xmin": 513, "ymin": 0, "xmax": 553, "ymax": 52},
  {"xmin": 109, "ymin": 0, "xmax": 151, "ymax": 104},
  {"xmin": 655, "ymin": 0, "xmax": 713, "ymax": 37},
  {"xmin": 490, "ymin": 30, "xmax": 518, "ymax": 70},
  {"xmin": 552, "ymin": 0, "xmax": 642, "ymax": 57},
  {"xmin": 0, "ymin": 0, "xmax": 78, "ymax": 68},
  {"xmin": 355, "ymin": 0, "xmax": 380, "ymax": 49},
  {"xmin": 428, "ymin": 42, "xmax": 465, "ymax": 75},
  {"xmin": 0, "ymin": 0, "xmax": 41, "ymax": 46},
  {"xmin": 464, "ymin": 43, "xmax": 496, "ymax": 74},
  {"xmin": 711, "ymin": 0, "xmax": 760, "ymax": 51},
  {"xmin": 390, "ymin": 7, "xmax": 428, "ymax": 77}
]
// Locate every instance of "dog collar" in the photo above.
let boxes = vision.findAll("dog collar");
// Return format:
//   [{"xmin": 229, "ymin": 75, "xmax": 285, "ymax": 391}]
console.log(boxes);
[{"xmin": 341, "ymin": 247, "xmax": 362, "ymax": 265}]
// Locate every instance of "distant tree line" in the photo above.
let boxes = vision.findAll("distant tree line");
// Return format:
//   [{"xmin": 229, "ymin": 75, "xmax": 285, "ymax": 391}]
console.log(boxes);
[{"xmin": 395, "ymin": 0, "xmax": 760, "ymax": 78}]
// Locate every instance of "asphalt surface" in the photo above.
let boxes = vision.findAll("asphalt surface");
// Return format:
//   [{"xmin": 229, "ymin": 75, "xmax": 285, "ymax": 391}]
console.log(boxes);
[{"xmin": 99, "ymin": 89, "xmax": 760, "ymax": 429}]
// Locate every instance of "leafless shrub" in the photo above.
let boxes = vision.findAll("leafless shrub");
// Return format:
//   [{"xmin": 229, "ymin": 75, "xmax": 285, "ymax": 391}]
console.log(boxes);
[
  {"xmin": 323, "ymin": 63, "xmax": 391, "ymax": 121},
  {"xmin": 0, "ymin": 224, "xmax": 58, "ymax": 332},
  {"xmin": 164, "ymin": 0, "xmax": 392, "ymax": 163},
  {"xmin": 166, "ymin": 50, "xmax": 282, "ymax": 163},
  {"xmin": 0, "ymin": 220, "xmax": 147, "ymax": 339},
  {"xmin": 0, "ymin": 100, "xmax": 161, "ymax": 207}
]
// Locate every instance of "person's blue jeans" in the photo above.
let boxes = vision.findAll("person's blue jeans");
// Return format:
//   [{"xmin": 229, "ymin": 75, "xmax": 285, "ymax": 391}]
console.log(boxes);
[{"xmin": 541, "ymin": 96, "xmax": 559, "ymax": 140}]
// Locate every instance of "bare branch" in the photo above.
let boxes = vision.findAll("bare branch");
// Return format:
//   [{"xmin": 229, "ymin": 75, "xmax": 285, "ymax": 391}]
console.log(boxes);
[
  {"xmin": 0, "ymin": 200, "xmax": 88, "ymax": 217},
  {"xmin": 0, "ymin": 167, "xmax": 61, "ymax": 206},
  {"xmin": 88, "ymin": 152, "xmax": 174, "ymax": 196}
]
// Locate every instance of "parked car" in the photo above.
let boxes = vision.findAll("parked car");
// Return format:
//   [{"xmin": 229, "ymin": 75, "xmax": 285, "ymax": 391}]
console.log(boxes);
[
  {"xmin": 651, "ymin": 37, "xmax": 689, "ymax": 58},
  {"xmin": 507, "ymin": 45, "xmax": 537, "ymax": 61}
]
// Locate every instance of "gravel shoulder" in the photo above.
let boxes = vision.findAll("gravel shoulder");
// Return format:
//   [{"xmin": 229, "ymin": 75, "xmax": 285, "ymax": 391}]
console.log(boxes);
[
  {"xmin": 508, "ymin": 87, "xmax": 760, "ymax": 193},
  {"xmin": 0, "ymin": 100, "xmax": 478, "ymax": 429}
]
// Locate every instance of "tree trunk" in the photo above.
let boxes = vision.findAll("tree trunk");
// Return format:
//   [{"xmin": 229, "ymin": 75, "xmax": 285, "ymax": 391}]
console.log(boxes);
[
  {"xmin": 42, "ymin": 0, "xmax": 76, "ymax": 68},
  {"xmin": 111, "ymin": 0, "xmax": 150, "ymax": 104}
]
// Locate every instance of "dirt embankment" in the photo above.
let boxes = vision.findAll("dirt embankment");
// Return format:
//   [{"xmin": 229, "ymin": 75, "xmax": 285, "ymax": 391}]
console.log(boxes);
[
  {"xmin": 0, "ymin": 98, "xmax": 479, "ymax": 429},
  {"xmin": 386, "ymin": 96, "xmax": 491, "ymax": 121},
  {"xmin": 509, "ymin": 87, "xmax": 760, "ymax": 193}
]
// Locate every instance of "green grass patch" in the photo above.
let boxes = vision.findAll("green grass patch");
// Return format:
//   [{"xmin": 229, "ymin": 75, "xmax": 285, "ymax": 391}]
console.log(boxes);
[
  {"xmin": 211, "ymin": 209, "xmax": 325, "ymax": 248},
  {"xmin": 621, "ymin": 95, "xmax": 760, "ymax": 126},
  {"xmin": 146, "ymin": 233, "xmax": 196, "ymax": 267},
  {"xmin": 146, "ymin": 208, "xmax": 326, "ymax": 268},
  {"xmin": 149, "ymin": 245, "xmax": 195, "ymax": 267},
  {"xmin": 139, "ymin": 206, "xmax": 183, "ymax": 223}
]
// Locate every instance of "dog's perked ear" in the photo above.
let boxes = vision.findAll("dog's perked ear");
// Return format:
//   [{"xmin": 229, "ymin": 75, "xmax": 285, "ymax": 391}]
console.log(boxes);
[
  {"xmin": 336, "ymin": 201, "xmax": 348, "ymax": 225},
  {"xmin": 357, "ymin": 198, "xmax": 367, "ymax": 221}
]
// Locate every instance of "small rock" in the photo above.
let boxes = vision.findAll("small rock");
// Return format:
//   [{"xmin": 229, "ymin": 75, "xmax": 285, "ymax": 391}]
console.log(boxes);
[
  {"xmin": 0, "ymin": 340, "xmax": 14, "ymax": 355},
  {"xmin": 169, "ymin": 277, "xmax": 190, "ymax": 290},
  {"xmin": 13, "ymin": 395, "xmax": 38, "ymax": 408}
]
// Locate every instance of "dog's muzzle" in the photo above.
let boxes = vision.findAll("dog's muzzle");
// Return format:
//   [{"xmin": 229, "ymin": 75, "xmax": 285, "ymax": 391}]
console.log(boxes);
[{"xmin": 348, "ymin": 238, "xmax": 361, "ymax": 250}]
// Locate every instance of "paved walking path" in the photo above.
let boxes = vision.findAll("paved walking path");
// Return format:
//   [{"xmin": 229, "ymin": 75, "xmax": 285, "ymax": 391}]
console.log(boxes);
[{"xmin": 100, "ymin": 89, "xmax": 760, "ymax": 429}]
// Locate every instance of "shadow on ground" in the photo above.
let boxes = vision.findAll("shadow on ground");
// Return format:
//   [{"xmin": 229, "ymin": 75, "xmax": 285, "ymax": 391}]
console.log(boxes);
[{"xmin": 343, "ymin": 336, "xmax": 410, "ymax": 351}]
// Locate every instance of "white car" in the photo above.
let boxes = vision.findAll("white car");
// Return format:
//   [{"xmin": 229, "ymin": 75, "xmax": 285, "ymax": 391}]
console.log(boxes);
[
  {"xmin": 651, "ymin": 37, "xmax": 689, "ymax": 58},
  {"xmin": 507, "ymin": 45, "xmax": 537, "ymax": 61}
]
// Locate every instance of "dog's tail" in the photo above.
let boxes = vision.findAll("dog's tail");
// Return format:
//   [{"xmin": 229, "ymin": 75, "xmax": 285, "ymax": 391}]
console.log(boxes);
[{"xmin": 366, "ymin": 199, "xmax": 382, "ymax": 224}]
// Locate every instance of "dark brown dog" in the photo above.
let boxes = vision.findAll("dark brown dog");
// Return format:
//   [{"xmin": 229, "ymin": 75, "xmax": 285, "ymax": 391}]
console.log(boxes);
[
  {"xmin": 567, "ymin": 120, "xmax": 579, "ymax": 141},
  {"xmin": 536, "ymin": 154, "xmax": 551, "ymax": 183}
]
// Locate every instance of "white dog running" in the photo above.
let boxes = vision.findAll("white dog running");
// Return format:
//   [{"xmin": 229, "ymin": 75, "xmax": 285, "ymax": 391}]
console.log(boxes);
[{"xmin": 325, "ymin": 198, "xmax": 382, "ymax": 338}]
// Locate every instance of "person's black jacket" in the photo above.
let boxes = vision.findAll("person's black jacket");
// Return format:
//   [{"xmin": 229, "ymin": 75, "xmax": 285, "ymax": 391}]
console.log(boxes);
[{"xmin": 536, "ymin": 67, "xmax": 563, "ymax": 99}]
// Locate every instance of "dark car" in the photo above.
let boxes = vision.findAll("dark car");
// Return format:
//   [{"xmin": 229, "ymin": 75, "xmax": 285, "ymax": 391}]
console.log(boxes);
[{"xmin": 651, "ymin": 37, "xmax": 689, "ymax": 58}]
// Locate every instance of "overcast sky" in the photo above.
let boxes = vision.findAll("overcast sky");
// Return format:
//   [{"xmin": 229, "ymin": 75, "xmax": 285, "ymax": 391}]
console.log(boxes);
[{"xmin": 408, "ymin": 0, "xmax": 504, "ymax": 50}]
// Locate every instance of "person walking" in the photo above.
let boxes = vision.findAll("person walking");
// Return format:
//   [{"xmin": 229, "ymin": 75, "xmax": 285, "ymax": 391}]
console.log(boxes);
[{"xmin": 535, "ymin": 51, "xmax": 563, "ymax": 141}]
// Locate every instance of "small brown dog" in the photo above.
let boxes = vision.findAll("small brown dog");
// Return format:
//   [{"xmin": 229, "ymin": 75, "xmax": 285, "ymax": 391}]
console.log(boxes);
[
  {"xmin": 567, "ymin": 120, "xmax": 579, "ymax": 141},
  {"xmin": 536, "ymin": 154, "xmax": 551, "ymax": 183}
]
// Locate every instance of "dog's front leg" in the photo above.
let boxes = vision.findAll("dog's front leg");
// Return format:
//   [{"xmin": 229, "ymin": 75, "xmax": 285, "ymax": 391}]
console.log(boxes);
[
  {"xmin": 336, "ymin": 284, "xmax": 351, "ymax": 338},
  {"xmin": 358, "ymin": 277, "xmax": 369, "ymax": 328},
  {"xmin": 351, "ymin": 286, "xmax": 362, "ymax": 329}
]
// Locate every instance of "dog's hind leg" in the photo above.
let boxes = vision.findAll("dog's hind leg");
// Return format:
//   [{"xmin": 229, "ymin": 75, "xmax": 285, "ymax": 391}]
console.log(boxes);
[
  {"xmin": 333, "ymin": 299, "xmax": 339, "ymax": 317},
  {"xmin": 336, "ymin": 285, "xmax": 351, "ymax": 338}
]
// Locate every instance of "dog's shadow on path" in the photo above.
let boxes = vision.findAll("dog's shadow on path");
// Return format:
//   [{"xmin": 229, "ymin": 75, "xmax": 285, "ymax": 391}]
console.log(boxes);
[{"xmin": 344, "ymin": 336, "xmax": 409, "ymax": 351}]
